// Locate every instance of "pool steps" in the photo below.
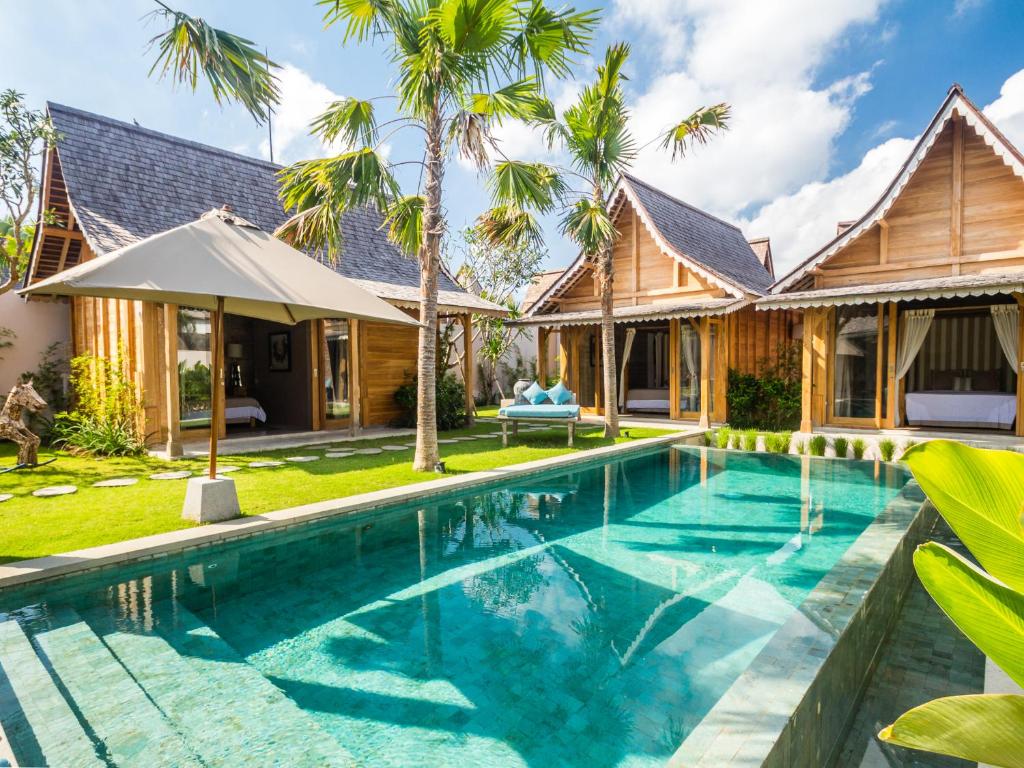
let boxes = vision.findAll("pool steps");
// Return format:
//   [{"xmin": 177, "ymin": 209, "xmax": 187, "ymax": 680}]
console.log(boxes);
[
  {"xmin": 0, "ymin": 618, "xmax": 102, "ymax": 767},
  {"xmin": 0, "ymin": 606, "xmax": 355, "ymax": 767}
]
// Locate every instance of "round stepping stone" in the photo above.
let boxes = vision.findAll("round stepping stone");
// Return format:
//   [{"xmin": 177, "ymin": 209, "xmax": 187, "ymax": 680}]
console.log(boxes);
[
  {"xmin": 381, "ymin": 445, "xmax": 409, "ymax": 451},
  {"xmin": 438, "ymin": 439, "xmax": 458, "ymax": 444},
  {"xmin": 215, "ymin": 465, "xmax": 240, "ymax": 474},
  {"xmin": 93, "ymin": 478, "xmax": 138, "ymax": 488},
  {"xmin": 404, "ymin": 442, "xmax": 418, "ymax": 448},
  {"xmin": 286, "ymin": 456, "xmax": 320, "ymax": 463},
  {"xmin": 325, "ymin": 451, "xmax": 354, "ymax": 459},
  {"xmin": 0, "ymin": 493, "xmax": 12, "ymax": 503},
  {"xmin": 149, "ymin": 471, "xmax": 192, "ymax": 481},
  {"xmin": 355, "ymin": 447, "xmax": 383, "ymax": 455},
  {"xmin": 32, "ymin": 485, "xmax": 77, "ymax": 498},
  {"xmin": 248, "ymin": 460, "xmax": 284, "ymax": 468}
]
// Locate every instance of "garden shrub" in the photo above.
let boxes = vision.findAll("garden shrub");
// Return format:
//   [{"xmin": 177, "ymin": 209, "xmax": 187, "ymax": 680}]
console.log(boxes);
[
  {"xmin": 851, "ymin": 438, "xmax": 867, "ymax": 460},
  {"xmin": 702, "ymin": 431, "xmax": 713, "ymax": 446},
  {"xmin": 809, "ymin": 434, "xmax": 827, "ymax": 457},
  {"xmin": 730, "ymin": 431, "xmax": 741, "ymax": 449},
  {"xmin": 394, "ymin": 372, "xmax": 467, "ymax": 431},
  {"xmin": 832, "ymin": 436, "xmax": 849, "ymax": 459},
  {"xmin": 878, "ymin": 438, "xmax": 897, "ymax": 462},
  {"xmin": 795, "ymin": 440, "xmax": 807, "ymax": 455},
  {"xmin": 714, "ymin": 427, "xmax": 731, "ymax": 449},
  {"xmin": 51, "ymin": 351, "xmax": 147, "ymax": 456},
  {"xmin": 741, "ymin": 429, "xmax": 758, "ymax": 451},
  {"xmin": 900, "ymin": 439, "xmax": 919, "ymax": 461},
  {"xmin": 725, "ymin": 342, "xmax": 801, "ymax": 431},
  {"xmin": 765, "ymin": 431, "xmax": 792, "ymax": 453}
]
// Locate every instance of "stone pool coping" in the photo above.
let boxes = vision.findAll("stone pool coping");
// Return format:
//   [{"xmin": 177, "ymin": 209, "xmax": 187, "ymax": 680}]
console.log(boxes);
[
  {"xmin": 670, "ymin": 455, "xmax": 932, "ymax": 767},
  {"xmin": 0, "ymin": 429, "xmax": 700, "ymax": 591}
]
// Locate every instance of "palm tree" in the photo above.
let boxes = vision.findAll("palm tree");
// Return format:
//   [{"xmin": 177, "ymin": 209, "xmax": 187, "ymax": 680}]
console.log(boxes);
[
  {"xmin": 480, "ymin": 43, "xmax": 729, "ymax": 437},
  {"xmin": 146, "ymin": 1, "xmax": 597, "ymax": 472}
]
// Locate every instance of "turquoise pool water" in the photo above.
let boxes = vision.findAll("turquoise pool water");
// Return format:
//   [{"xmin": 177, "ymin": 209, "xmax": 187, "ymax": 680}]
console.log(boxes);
[{"xmin": 0, "ymin": 447, "xmax": 909, "ymax": 767}]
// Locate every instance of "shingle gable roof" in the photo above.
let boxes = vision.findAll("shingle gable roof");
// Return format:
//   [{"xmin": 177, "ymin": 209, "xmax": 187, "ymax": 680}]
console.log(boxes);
[
  {"xmin": 42, "ymin": 103, "xmax": 500, "ymax": 314},
  {"xmin": 620, "ymin": 173, "xmax": 773, "ymax": 294}
]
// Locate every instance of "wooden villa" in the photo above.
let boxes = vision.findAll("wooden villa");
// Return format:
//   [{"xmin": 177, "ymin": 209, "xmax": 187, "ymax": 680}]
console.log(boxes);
[
  {"xmin": 761, "ymin": 84, "xmax": 1024, "ymax": 437},
  {"xmin": 516, "ymin": 173, "xmax": 790, "ymax": 426},
  {"xmin": 23, "ymin": 104, "xmax": 503, "ymax": 451}
]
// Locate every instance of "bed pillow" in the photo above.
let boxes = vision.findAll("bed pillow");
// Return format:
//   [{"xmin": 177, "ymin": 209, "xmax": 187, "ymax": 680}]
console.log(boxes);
[
  {"xmin": 546, "ymin": 380, "xmax": 573, "ymax": 405},
  {"xmin": 931, "ymin": 370, "xmax": 954, "ymax": 390},
  {"xmin": 973, "ymin": 369, "xmax": 999, "ymax": 392},
  {"xmin": 522, "ymin": 381, "xmax": 549, "ymax": 405}
]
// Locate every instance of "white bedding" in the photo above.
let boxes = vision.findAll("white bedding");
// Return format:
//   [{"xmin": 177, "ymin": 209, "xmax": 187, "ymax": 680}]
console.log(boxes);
[
  {"xmin": 905, "ymin": 391, "xmax": 1016, "ymax": 430},
  {"xmin": 225, "ymin": 397, "xmax": 267, "ymax": 424},
  {"xmin": 626, "ymin": 388, "xmax": 670, "ymax": 412}
]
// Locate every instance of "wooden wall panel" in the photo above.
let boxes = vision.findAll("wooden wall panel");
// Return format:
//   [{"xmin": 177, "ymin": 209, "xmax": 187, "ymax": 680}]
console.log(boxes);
[
  {"xmin": 360, "ymin": 319, "xmax": 419, "ymax": 427},
  {"xmin": 727, "ymin": 306, "xmax": 798, "ymax": 376},
  {"xmin": 962, "ymin": 122, "xmax": 1024, "ymax": 269}
]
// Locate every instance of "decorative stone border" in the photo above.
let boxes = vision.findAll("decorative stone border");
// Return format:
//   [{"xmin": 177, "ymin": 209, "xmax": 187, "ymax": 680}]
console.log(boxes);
[
  {"xmin": 0, "ymin": 430, "xmax": 697, "ymax": 590},
  {"xmin": 670, "ymin": 471, "xmax": 932, "ymax": 767}
]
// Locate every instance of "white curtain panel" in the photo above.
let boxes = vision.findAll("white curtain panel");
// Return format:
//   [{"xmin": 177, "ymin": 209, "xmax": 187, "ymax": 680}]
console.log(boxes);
[
  {"xmin": 894, "ymin": 309, "xmax": 935, "ymax": 425},
  {"xmin": 991, "ymin": 304, "xmax": 1020, "ymax": 371},
  {"xmin": 618, "ymin": 327, "xmax": 637, "ymax": 408}
]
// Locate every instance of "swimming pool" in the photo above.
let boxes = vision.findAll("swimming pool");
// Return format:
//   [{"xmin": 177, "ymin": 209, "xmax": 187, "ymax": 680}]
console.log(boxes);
[{"xmin": 0, "ymin": 446, "xmax": 911, "ymax": 767}]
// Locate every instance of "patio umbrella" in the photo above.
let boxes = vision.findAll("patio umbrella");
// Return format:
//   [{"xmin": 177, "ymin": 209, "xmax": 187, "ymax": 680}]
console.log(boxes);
[{"xmin": 22, "ymin": 206, "xmax": 418, "ymax": 481}]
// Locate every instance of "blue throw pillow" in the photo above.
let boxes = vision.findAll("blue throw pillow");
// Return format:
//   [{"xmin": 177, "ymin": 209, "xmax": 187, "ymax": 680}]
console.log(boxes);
[
  {"xmin": 523, "ymin": 381, "xmax": 548, "ymax": 405},
  {"xmin": 547, "ymin": 381, "xmax": 572, "ymax": 405}
]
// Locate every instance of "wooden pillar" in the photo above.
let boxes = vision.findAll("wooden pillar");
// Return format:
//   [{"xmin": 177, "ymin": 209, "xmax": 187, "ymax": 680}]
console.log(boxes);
[
  {"xmin": 462, "ymin": 313, "xmax": 475, "ymax": 425},
  {"xmin": 537, "ymin": 327, "xmax": 548, "ymax": 385},
  {"xmin": 594, "ymin": 325, "xmax": 602, "ymax": 414},
  {"xmin": 669, "ymin": 319, "xmax": 680, "ymax": 420},
  {"xmin": 350, "ymin": 319, "xmax": 362, "ymax": 435},
  {"xmin": 886, "ymin": 302, "xmax": 898, "ymax": 428},
  {"xmin": 310, "ymin": 320, "xmax": 324, "ymax": 431},
  {"xmin": 874, "ymin": 304, "xmax": 885, "ymax": 428},
  {"xmin": 699, "ymin": 316, "xmax": 711, "ymax": 428},
  {"xmin": 800, "ymin": 308, "xmax": 815, "ymax": 433},
  {"xmin": 208, "ymin": 297, "xmax": 225, "ymax": 479},
  {"xmin": 559, "ymin": 328, "xmax": 571, "ymax": 388},
  {"xmin": 162, "ymin": 303, "xmax": 182, "ymax": 457},
  {"xmin": 1017, "ymin": 294, "xmax": 1024, "ymax": 438}
]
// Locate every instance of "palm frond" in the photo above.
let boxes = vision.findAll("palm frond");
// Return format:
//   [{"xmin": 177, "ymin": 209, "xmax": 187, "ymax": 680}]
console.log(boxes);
[
  {"xmin": 469, "ymin": 77, "xmax": 542, "ymax": 122},
  {"xmin": 147, "ymin": 4, "xmax": 279, "ymax": 123},
  {"xmin": 661, "ymin": 103, "xmax": 731, "ymax": 160},
  {"xmin": 511, "ymin": 1, "xmax": 599, "ymax": 80},
  {"xmin": 428, "ymin": 0, "xmax": 517, "ymax": 55},
  {"xmin": 488, "ymin": 160, "xmax": 566, "ymax": 212},
  {"xmin": 449, "ymin": 110, "xmax": 492, "ymax": 169},
  {"xmin": 319, "ymin": 0, "xmax": 400, "ymax": 42},
  {"xmin": 383, "ymin": 194, "xmax": 425, "ymax": 256},
  {"xmin": 310, "ymin": 98, "xmax": 378, "ymax": 147},
  {"xmin": 560, "ymin": 197, "xmax": 614, "ymax": 254},
  {"xmin": 475, "ymin": 205, "xmax": 545, "ymax": 250}
]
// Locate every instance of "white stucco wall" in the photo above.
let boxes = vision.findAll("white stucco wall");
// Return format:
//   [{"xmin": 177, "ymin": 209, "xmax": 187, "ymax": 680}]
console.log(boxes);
[{"xmin": 0, "ymin": 292, "xmax": 70, "ymax": 397}]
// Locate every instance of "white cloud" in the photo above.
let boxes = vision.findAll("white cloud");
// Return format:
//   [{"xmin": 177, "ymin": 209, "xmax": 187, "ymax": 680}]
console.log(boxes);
[
  {"xmin": 983, "ymin": 69, "xmax": 1024, "ymax": 147},
  {"xmin": 258, "ymin": 63, "xmax": 343, "ymax": 163}
]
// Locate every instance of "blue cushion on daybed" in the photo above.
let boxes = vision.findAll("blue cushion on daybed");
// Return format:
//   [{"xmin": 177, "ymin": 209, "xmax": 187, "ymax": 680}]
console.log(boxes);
[
  {"xmin": 499, "ymin": 404, "xmax": 581, "ymax": 419},
  {"xmin": 546, "ymin": 381, "xmax": 572, "ymax": 405},
  {"xmin": 522, "ymin": 381, "xmax": 549, "ymax": 405}
]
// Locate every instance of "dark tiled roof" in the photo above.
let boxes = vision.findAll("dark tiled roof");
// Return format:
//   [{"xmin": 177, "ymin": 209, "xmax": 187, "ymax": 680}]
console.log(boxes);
[
  {"xmin": 622, "ymin": 173, "xmax": 774, "ymax": 294},
  {"xmin": 44, "ymin": 103, "xmax": 500, "ymax": 313}
]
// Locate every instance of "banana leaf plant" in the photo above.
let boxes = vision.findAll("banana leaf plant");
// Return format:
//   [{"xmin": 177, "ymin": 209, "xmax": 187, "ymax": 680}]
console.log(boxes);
[{"xmin": 878, "ymin": 440, "xmax": 1024, "ymax": 768}]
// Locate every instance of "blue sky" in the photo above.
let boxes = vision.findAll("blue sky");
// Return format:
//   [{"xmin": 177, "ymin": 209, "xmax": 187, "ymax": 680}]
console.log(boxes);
[{"xmin": 5, "ymin": 0, "xmax": 1024, "ymax": 277}]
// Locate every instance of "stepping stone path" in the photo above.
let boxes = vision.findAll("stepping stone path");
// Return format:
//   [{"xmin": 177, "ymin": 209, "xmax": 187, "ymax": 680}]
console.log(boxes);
[
  {"xmin": 355, "ymin": 448, "xmax": 382, "ymax": 455},
  {"xmin": 325, "ymin": 451, "xmax": 354, "ymax": 459},
  {"xmin": 248, "ymin": 460, "xmax": 284, "ymax": 468},
  {"xmin": 0, "ymin": 494, "xmax": 12, "ymax": 503},
  {"xmin": 149, "ymin": 471, "xmax": 192, "ymax": 481},
  {"xmin": 285, "ymin": 456, "xmax": 320, "ymax": 463},
  {"xmin": 93, "ymin": 478, "xmax": 138, "ymax": 488},
  {"xmin": 437, "ymin": 439, "xmax": 458, "ymax": 444},
  {"xmin": 32, "ymin": 485, "xmax": 77, "ymax": 498},
  {"xmin": 404, "ymin": 442, "xmax": 418, "ymax": 447},
  {"xmin": 215, "ymin": 466, "xmax": 240, "ymax": 474},
  {"xmin": 381, "ymin": 445, "xmax": 409, "ymax": 451}
]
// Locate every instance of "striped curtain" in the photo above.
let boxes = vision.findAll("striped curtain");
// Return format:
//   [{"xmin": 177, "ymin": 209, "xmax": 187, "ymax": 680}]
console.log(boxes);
[{"xmin": 907, "ymin": 310, "xmax": 1016, "ymax": 392}]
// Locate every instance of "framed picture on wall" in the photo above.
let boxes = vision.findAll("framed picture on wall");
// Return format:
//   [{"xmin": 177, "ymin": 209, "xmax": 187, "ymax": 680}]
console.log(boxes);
[{"xmin": 268, "ymin": 331, "xmax": 291, "ymax": 372}]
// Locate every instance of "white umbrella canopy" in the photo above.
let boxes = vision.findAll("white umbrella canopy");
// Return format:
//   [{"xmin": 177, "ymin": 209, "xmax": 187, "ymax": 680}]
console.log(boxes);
[
  {"xmin": 22, "ymin": 207, "xmax": 419, "ymax": 484},
  {"xmin": 22, "ymin": 207, "xmax": 418, "ymax": 327}
]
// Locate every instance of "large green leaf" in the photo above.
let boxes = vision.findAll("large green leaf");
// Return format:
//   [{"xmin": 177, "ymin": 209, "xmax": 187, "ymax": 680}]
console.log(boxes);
[
  {"xmin": 914, "ymin": 541, "xmax": 1024, "ymax": 688},
  {"xmin": 879, "ymin": 694, "xmax": 1024, "ymax": 767},
  {"xmin": 903, "ymin": 440, "xmax": 1024, "ymax": 592}
]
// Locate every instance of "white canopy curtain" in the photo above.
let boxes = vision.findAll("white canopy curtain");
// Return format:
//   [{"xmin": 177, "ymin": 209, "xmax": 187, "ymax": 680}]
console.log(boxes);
[
  {"xmin": 991, "ymin": 304, "xmax": 1020, "ymax": 371},
  {"xmin": 894, "ymin": 308, "xmax": 935, "ymax": 424},
  {"xmin": 680, "ymin": 323, "xmax": 699, "ymax": 410},
  {"xmin": 617, "ymin": 328, "xmax": 637, "ymax": 409}
]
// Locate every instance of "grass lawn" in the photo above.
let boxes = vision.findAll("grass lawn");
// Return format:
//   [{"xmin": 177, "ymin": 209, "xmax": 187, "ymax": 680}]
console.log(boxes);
[{"xmin": 0, "ymin": 412, "xmax": 675, "ymax": 564}]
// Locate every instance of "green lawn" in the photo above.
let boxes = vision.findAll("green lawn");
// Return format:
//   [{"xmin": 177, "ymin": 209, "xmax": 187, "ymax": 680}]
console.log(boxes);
[{"xmin": 0, "ymin": 413, "xmax": 674, "ymax": 564}]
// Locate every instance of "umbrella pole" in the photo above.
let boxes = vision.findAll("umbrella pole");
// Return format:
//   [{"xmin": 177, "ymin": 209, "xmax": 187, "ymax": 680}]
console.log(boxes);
[{"xmin": 208, "ymin": 296, "xmax": 225, "ymax": 480}]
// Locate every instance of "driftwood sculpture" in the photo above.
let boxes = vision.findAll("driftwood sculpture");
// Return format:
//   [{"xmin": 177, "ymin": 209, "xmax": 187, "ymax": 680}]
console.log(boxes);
[{"xmin": 0, "ymin": 380, "xmax": 47, "ymax": 466}]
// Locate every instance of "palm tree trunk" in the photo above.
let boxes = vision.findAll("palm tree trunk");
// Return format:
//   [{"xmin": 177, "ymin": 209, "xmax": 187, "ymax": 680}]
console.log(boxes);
[
  {"xmin": 596, "ymin": 244, "xmax": 620, "ymax": 438},
  {"xmin": 413, "ymin": 103, "xmax": 445, "ymax": 472}
]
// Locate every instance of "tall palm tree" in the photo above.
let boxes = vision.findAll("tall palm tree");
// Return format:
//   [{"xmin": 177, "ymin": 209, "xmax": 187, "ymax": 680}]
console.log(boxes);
[
  {"xmin": 147, "ymin": 1, "xmax": 597, "ymax": 472},
  {"xmin": 480, "ymin": 43, "xmax": 729, "ymax": 437}
]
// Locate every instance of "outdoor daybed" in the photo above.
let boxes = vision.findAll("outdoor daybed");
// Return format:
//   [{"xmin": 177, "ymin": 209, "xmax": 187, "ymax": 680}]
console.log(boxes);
[{"xmin": 498, "ymin": 381, "xmax": 581, "ymax": 447}]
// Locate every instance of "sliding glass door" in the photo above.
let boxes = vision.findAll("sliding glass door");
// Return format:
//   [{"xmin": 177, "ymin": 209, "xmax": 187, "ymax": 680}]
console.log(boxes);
[
  {"xmin": 831, "ymin": 305, "xmax": 885, "ymax": 424},
  {"xmin": 322, "ymin": 319, "xmax": 352, "ymax": 428}
]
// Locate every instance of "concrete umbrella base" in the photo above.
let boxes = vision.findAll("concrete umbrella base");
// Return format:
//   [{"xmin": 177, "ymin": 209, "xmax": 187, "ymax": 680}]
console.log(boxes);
[{"xmin": 182, "ymin": 477, "xmax": 241, "ymax": 523}]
